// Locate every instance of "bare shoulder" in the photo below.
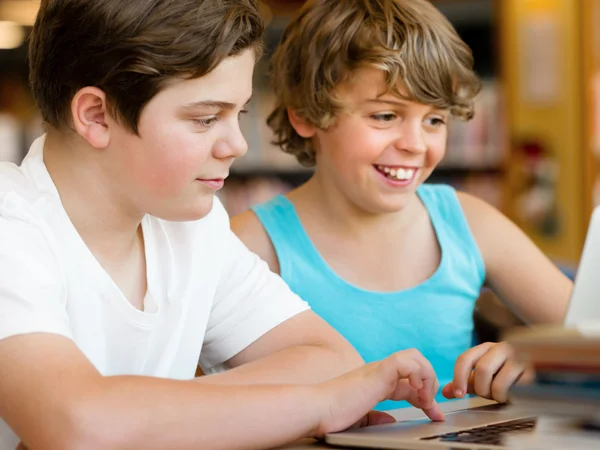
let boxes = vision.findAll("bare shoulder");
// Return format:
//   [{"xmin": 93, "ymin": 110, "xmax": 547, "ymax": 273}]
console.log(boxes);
[
  {"xmin": 456, "ymin": 191, "xmax": 499, "ymax": 223},
  {"xmin": 455, "ymin": 190, "xmax": 525, "ymax": 257},
  {"xmin": 455, "ymin": 191, "xmax": 508, "ymax": 240},
  {"xmin": 456, "ymin": 190, "xmax": 536, "ymax": 266},
  {"xmin": 230, "ymin": 209, "xmax": 281, "ymax": 274}
]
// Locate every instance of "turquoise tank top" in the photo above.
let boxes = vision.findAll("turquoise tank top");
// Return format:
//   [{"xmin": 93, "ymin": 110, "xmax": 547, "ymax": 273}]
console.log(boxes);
[{"xmin": 252, "ymin": 184, "xmax": 486, "ymax": 410}]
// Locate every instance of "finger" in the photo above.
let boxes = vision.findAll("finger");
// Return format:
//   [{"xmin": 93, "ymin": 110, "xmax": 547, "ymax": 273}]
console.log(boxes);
[
  {"xmin": 403, "ymin": 389, "xmax": 445, "ymax": 422},
  {"xmin": 386, "ymin": 350, "xmax": 439, "ymax": 405},
  {"xmin": 418, "ymin": 375, "xmax": 435, "ymax": 409},
  {"xmin": 465, "ymin": 371, "xmax": 476, "ymax": 395},
  {"xmin": 473, "ymin": 343, "xmax": 513, "ymax": 399},
  {"xmin": 442, "ymin": 381, "xmax": 454, "ymax": 398},
  {"xmin": 404, "ymin": 349, "xmax": 438, "ymax": 395},
  {"xmin": 443, "ymin": 372, "xmax": 475, "ymax": 399},
  {"xmin": 516, "ymin": 366, "xmax": 535, "ymax": 385},
  {"xmin": 386, "ymin": 354, "xmax": 422, "ymax": 394},
  {"xmin": 409, "ymin": 371, "xmax": 423, "ymax": 391},
  {"xmin": 422, "ymin": 400, "xmax": 445, "ymax": 422},
  {"xmin": 453, "ymin": 342, "xmax": 495, "ymax": 397},
  {"xmin": 407, "ymin": 350, "xmax": 439, "ymax": 409},
  {"xmin": 389, "ymin": 378, "xmax": 420, "ymax": 402},
  {"xmin": 489, "ymin": 359, "xmax": 525, "ymax": 403}
]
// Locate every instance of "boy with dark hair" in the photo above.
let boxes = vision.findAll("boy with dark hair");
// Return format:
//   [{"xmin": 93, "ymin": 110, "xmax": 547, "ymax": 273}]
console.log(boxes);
[{"xmin": 0, "ymin": 1, "xmax": 443, "ymax": 449}]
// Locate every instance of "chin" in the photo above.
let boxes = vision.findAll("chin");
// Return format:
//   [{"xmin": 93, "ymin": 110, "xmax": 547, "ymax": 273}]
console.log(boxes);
[
  {"xmin": 152, "ymin": 196, "xmax": 215, "ymax": 222},
  {"xmin": 363, "ymin": 192, "xmax": 413, "ymax": 214},
  {"xmin": 181, "ymin": 199, "xmax": 216, "ymax": 222},
  {"xmin": 375, "ymin": 200, "xmax": 411, "ymax": 214}
]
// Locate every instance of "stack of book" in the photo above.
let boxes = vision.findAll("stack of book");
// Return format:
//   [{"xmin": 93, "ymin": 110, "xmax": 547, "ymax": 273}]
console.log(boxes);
[{"xmin": 503, "ymin": 325, "xmax": 600, "ymax": 448}]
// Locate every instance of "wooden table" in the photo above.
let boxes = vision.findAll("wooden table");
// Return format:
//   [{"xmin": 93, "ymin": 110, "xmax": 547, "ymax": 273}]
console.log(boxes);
[{"xmin": 274, "ymin": 398, "xmax": 496, "ymax": 449}]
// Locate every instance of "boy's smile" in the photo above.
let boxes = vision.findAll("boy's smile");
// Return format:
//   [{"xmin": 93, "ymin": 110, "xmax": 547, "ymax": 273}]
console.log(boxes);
[{"xmin": 374, "ymin": 164, "xmax": 419, "ymax": 186}]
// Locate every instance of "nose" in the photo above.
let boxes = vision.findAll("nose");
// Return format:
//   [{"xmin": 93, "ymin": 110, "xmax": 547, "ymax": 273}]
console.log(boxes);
[
  {"xmin": 213, "ymin": 120, "xmax": 248, "ymax": 160},
  {"xmin": 394, "ymin": 120, "xmax": 427, "ymax": 154}
]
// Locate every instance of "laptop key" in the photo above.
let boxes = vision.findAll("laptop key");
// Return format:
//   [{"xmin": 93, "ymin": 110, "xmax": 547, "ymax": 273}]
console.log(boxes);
[{"xmin": 421, "ymin": 417, "xmax": 536, "ymax": 444}]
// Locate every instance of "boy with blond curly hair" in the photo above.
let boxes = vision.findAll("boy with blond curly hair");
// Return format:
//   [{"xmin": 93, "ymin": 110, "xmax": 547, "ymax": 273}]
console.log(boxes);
[{"xmin": 233, "ymin": 0, "xmax": 572, "ymax": 411}]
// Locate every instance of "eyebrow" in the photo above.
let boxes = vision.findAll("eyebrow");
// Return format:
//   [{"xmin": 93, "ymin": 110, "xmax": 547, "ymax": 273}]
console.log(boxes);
[
  {"xmin": 364, "ymin": 97, "xmax": 410, "ymax": 107},
  {"xmin": 365, "ymin": 97, "xmax": 448, "ymax": 113},
  {"xmin": 182, "ymin": 97, "xmax": 252, "ymax": 111}
]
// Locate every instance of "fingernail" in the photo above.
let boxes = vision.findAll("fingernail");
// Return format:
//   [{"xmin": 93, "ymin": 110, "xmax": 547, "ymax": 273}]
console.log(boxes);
[{"xmin": 454, "ymin": 389, "xmax": 463, "ymax": 398}]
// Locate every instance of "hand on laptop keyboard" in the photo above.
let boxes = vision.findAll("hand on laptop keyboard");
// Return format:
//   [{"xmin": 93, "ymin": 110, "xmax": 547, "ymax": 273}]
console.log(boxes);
[
  {"xmin": 442, "ymin": 342, "xmax": 530, "ymax": 403},
  {"xmin": 312, "ymin": 348, "xmax": 445, "ymax": 437}
]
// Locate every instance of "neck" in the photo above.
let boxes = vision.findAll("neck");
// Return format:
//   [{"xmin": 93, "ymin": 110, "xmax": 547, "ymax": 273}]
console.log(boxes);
[
  {"xmin": 43, "ymin": 131, "xmax": 142, "ymax": 263},
  {"xmin": 292, "ymin": 167, "xmax": 420, "ymax": 237}
]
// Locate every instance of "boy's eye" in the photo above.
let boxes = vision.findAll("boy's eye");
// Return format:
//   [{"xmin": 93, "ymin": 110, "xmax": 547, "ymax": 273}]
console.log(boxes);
[
  {"xmin": 193, "ymin": 109, "xmax": 248, "ymax": 127},
  {"xmin": 193, "ymin": 116, "xmax": 219, "ymax": 127},
  {"xmin": 371, "ymin": 113, "xmax": 397, "ymax": 122},
  {"xmin": 425, "ymin": 117, "xmax": 447, "ymax": 127}
]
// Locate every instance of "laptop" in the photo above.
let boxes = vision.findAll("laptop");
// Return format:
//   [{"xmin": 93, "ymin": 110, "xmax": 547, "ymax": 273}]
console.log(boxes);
[{"xmin": 325, "ymin": 206, "xmax": 600, "ymax": 449}]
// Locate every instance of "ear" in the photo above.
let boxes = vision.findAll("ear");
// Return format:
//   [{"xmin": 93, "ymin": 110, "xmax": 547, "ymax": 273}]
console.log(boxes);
[
  {"xmin": 70, "ymin": 87, "xmax": 111, "ymax": 149},
  {"xmin": 288, "ymin": 109, "xmax": 317, "ymax": 138}
]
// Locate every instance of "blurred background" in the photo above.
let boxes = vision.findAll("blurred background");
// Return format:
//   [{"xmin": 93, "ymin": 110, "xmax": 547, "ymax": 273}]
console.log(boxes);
[{"xmin": 1, "ymin": 0, "xmax": 599, "ymax": 274}]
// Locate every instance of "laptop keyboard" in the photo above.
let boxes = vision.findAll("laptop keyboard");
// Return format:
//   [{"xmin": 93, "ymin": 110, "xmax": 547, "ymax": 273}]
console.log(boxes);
[{"xmin": 420, "ymin": 417, "xmax": 537, "ymax": 446}]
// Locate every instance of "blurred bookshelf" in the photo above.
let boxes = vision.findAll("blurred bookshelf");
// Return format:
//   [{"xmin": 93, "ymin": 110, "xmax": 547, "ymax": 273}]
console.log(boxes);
[
  {"xmin": 0, "ymin": 0, "xmax": 37, "ymax": 164},
  {"xmin": 499, "ymin": 0, "xmax": 599, "ymax": 266}
]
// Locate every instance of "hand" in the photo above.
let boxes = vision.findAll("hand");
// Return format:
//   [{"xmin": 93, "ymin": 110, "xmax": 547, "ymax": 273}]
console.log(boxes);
[
  {"xmin": 313, "ymin": 349, "xmax": 445, "ymax": 437},
  {"xmin": 442, "ymin": 342, "xmax": 529, "ymax": 403}
]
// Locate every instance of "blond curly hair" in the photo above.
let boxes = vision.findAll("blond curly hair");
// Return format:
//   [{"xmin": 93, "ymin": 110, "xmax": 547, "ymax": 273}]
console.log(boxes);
[{"xmin": 267, "ymin": 0, "xmax": 481, "ymax": 167}]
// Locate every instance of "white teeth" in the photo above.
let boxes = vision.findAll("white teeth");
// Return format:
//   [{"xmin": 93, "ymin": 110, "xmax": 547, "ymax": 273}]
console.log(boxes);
[{"xmin": 376, "ymin": 165, "xmax": 417, "ymax": 181}]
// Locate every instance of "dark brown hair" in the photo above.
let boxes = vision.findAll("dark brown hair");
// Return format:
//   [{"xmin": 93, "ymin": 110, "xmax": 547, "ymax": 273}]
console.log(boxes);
[
  {"xmin": 268, "ymin": 0, "xmax": 482, "ymax": 167},
  {"xmin": 29, "ymin": 0, "xmax": 264, "ymax": 133}
]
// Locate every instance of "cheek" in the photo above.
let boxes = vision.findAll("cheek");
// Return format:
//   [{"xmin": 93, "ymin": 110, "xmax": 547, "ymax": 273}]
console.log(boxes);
[
  {"xmin": 133, "ymin": 127, "xmax": 209, "ymax": 194},
  {"xmin": 321, "ymin": 133, "xmax": 359, "ymax": 175},
  {"xmin": 427, "ymin": 135, "xmax": 447, "ymax": 165},
  {"xmin": 330, "ymin": 125, "xmax": 381, "ymax": 164}
]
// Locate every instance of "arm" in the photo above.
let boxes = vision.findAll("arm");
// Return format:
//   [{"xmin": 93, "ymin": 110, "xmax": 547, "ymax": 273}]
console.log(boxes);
[
  {"xmin": 459, "ymin": 192, "xmax": 572, "ymax": 324},
  {"xmin": 443, "ymin": 193, "xmax": 573, "ymax": 402},
  {"xmin": 199, "ymin": 309, "xmax": 365, "ymax": 385},
  {"xmin": 1, "ymin": 335, "xmax": 443, "ymax": 450},
  {"xmin": 0, "ymin": 334, "xmax": 320, "ymax": 450}
]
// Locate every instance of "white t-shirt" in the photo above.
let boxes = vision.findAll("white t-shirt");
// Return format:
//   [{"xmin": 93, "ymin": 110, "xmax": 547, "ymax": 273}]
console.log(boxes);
[{"xmin": 0, "ymin": 136, "xmax": 309, "ymax": 448}]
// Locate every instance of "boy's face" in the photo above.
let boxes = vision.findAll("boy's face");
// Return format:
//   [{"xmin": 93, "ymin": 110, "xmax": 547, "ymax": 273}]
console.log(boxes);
[
  {"xmin": 107, "ymin": 49, "xmax": 255, "ymax": 221},
  {"xmin": 311, "ymin": 67, "xmax": 449, "ymax": 214}
]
